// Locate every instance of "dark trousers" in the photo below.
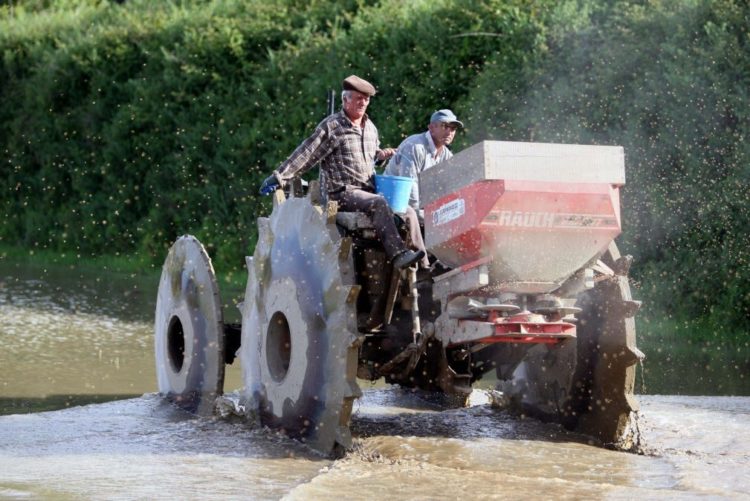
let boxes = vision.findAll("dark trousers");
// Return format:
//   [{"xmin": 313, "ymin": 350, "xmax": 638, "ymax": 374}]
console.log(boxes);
[
  {"xmin": 333, "ymin": 189, "xmax": 428, "ymax": 266},
  {"xmin": 402, "ymin": 206, "xmax": 430, "ymax": 268}
]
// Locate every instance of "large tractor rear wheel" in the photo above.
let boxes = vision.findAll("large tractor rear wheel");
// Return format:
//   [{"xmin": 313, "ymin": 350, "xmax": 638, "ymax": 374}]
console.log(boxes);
[
  {"xmin": 570, "ymin": 241, "xmax": 642, "ymax": 449},
  {"xmin": 239, "ymin": 193, "xmax": 361, "ymax": 455},
  {"xmin": 154, "ymin": 235, "xmax": 225, "ymax": 414},
  {"xmin": 501, "ymin": 242, "xmax": 642, "ymax": 450}
]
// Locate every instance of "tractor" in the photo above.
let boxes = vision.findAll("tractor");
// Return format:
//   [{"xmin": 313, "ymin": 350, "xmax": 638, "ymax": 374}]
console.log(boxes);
[{"xmin": 154, "ymin": 140, "xmax": 643, "ymax": 455}]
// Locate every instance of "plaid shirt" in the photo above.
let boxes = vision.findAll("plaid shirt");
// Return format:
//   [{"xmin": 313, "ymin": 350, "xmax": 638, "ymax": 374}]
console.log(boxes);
[{"xmin": 273, "ymin": 110, "xmax": 382, "ymax": 194}]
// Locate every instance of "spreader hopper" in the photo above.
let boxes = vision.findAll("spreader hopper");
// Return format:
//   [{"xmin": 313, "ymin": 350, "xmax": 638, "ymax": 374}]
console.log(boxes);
[{"xmin": 421, "ymin": 141, "xmax": 625, "ymax": 293}]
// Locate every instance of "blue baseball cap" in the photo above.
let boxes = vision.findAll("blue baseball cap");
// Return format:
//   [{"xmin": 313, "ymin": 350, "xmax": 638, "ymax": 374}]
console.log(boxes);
[{"xmin": 430, "ymin": 109, "xmax": 463, "ymax": 128}]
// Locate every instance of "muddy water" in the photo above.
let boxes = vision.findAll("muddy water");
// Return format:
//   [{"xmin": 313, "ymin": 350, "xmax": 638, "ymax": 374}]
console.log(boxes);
[
  {"xmin": 0, "ymin": 260, "xmax": 243, "ymax": 413},
  {"xmin": 1, "ymin": 391, "xmax": 749, "ymax": 499},
  {"xmin": 1, "ymin": 259, "xmax": 750, "ymax": 499}
]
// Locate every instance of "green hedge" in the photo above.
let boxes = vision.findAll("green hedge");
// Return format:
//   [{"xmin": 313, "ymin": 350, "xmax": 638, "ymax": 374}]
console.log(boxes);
[
  {"xmin": 1, "ymin": 0, "xmax": 547, "ymax": 271},
  {"xmin": 2, "ymin": 0, "xmax": 749, "ymax": 339}
]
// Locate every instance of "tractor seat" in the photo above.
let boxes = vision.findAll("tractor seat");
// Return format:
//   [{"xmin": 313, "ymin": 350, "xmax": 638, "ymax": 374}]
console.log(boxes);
[
  {"xmin": 335, "ymin": 212, "xmax": 379, "ymax": 241},
  {"xmin": 335, "ymin": 212, "xmax": 375, "ymax": 231},
  {"xmin": 335, "ymin": 211, "xmax": 412, "ymax": 245},
  {"xmin": 308, "ymin": 179, "xmax": 378, "ymax": 233}
]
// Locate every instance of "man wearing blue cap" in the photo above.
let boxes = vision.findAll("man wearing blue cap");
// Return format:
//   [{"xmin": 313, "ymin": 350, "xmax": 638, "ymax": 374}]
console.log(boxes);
[{"xmin": 384, "ymin": 109, "xmax": 463, "ymax": 217}]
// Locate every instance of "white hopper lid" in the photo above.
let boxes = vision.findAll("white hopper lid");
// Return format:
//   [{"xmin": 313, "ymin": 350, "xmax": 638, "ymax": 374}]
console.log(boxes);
[{"xmin": 419, "ymin": 141, "xmax": 625, "ymax": 208}]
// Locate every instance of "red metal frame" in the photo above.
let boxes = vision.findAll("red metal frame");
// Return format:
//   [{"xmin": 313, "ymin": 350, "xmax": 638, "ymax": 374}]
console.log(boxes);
[{"xmin": 465, "ymin": 311, "xmax": 576, "ymax": 346}]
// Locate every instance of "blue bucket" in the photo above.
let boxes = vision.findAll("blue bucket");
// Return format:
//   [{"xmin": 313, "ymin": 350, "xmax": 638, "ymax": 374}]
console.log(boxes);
[{"xmin": 375, "ymin": 174, "xmax": 413, "ymax": 213}]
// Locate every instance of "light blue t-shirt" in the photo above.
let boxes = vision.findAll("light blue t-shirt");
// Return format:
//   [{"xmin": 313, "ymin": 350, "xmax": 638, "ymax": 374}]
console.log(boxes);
[{"xmin": 384, "ymin": 131, "xmax": 453, "ymax": 212}]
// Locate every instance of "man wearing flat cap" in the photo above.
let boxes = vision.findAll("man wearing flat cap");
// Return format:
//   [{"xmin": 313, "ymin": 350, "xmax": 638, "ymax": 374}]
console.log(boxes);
[
  {"xmin": 258, "ymin": 75, "xmax": 427, "ymax": 270},
  {"xmin": 385, "ymin": 109, "xmax": 463, "ymax": 217}
]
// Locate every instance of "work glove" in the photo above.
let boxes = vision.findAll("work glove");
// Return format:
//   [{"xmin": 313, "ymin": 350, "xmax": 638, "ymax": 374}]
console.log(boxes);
[{"xmin": 259, "ymin": 174, "xmax": 280, "ymax": 195}]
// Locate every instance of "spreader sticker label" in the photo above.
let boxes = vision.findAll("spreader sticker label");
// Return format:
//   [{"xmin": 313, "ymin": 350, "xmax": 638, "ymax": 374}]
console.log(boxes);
[
  {"xmin": 489, "ymin": 210, "xmax": 617, "ymax": 228},
  {"xmin": 498, "ymin": 211, "xmax": 556, "ymax": 227},
  {"xmin": 433, "ymin": 198, "xmax": 465, "ymax": 226}
]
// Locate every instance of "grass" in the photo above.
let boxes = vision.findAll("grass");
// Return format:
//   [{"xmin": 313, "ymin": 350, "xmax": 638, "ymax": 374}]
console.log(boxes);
[
  {"xmin": 635, "ymin": 315, "xmax": 750, "ymax": 395},
  {"xmin": 0, "ymin": 243, "xmax": 157, "ymax": 274},
  {"xmin": 0, "ymin": 243, "xmax": 247, "ymax": 289},
  {"xmin": 0, "ymin": 395, "xmax": 143, "ymax": 416}
]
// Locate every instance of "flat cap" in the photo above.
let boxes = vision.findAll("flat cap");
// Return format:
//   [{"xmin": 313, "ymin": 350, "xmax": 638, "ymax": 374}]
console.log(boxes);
[{"xmin": 342, "ymin": 75, "xmax": 377, "ymax": 96}]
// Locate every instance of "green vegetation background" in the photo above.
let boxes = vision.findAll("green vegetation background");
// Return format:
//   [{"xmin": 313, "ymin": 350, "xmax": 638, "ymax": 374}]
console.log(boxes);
[{"xmin": 1, "ymin": 0, "xmax": 749, "ymax": 385}]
